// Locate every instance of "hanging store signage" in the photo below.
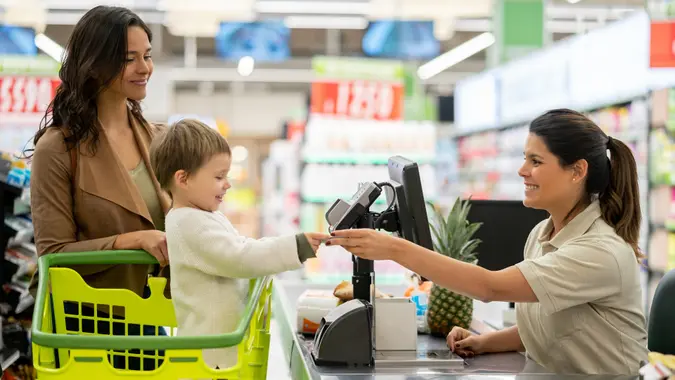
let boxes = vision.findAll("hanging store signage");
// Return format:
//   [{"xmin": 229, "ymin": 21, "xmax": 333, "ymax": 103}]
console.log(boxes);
[
  {"xmin": 454, "ymin": 70, "xmax": 499, "ymax": 133},
  {"xmin": 311, "ymin": 80, "xmax": 403, "ymax": 120},
  {"xmin": 650, "ymin": 21, "xmax": 675, "ymax": 68},
  {"xmin": 311, "ymin": 56, "xmax": 405, "ymax": 121},
  {"xmin": 0, "ymin": 55, "xmax": 60, "ymax": 75},
  {"xmin": 568, "ymin": 12, "xmax": 649, "ymax": 110},
  {"xmin": 0, "ymin": 75, "xmax": 61, "ymax": 116},
  {"xmin": 499, "ymin": 40, "xmax": 571, "ymax": 126}
]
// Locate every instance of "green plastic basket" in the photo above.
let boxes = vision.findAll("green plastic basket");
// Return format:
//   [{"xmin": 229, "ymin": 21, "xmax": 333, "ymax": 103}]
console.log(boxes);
[{"xmin": 31, "ymin": 250, "xmax": 272, "ymax": 379}]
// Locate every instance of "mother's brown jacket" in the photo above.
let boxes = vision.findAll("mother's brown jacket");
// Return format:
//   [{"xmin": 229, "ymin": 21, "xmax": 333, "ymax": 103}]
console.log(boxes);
[{"xmin": 29, "ymin": 110, "xmax": 171, "ymax": 297}]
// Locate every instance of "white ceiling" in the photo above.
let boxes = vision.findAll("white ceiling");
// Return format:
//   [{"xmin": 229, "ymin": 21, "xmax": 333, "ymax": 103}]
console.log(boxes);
[{"xmin": 2, "ymin": 0, "xmax": 646, "ymax": 90}]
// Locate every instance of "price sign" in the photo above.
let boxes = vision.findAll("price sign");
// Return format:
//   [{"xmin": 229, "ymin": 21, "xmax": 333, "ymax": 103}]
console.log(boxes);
[
  {"xmin": 0, "ymin": 76, "xmax": 61, "ymax": 115},
  {"xmin": 311, "ymin": 80, "xmax": 404, "ymax": 121}
]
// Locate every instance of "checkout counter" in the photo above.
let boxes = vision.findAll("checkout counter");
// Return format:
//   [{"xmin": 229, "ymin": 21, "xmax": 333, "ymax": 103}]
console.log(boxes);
[
  {"xmin": 271, "ymin": 156, "xmax": 641, "ymax": 380},
  {"xmin": 271, "ymin": 279, "xmax": 641, "ymax": 380}
]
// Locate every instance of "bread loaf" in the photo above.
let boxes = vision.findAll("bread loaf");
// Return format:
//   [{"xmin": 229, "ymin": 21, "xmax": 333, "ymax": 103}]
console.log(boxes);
[{"xmin": 333, "ymin": 280, "xmax": 391, "ymax": 302}]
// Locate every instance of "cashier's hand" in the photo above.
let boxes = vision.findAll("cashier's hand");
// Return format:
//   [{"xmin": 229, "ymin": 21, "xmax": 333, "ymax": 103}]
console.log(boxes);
[
  {"xmin": 447, "ymin": 327, "xmax": 484, "ymax": 357},
  {"xmin": 326, "ymin": 229, "xmax": 402, "ymax": 261},
  {"xmin": 304, "ymin": 232, "xmax": 332, "ymax": 252}
]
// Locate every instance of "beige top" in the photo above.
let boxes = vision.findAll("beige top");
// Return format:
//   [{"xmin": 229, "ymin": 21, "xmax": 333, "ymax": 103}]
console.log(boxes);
[
  {"xmin": 515, "ymin": 201, "xmax": 648, "ymax": 375},
  {"xmin": 130, "ymin": 160, "xmax": 166, "ymax": 232}
]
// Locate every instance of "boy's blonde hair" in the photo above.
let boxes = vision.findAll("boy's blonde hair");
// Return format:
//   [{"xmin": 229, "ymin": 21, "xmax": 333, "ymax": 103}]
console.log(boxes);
[{"xmin": 150, "ymin": 119, "xmax": 231, "ymax": 195}]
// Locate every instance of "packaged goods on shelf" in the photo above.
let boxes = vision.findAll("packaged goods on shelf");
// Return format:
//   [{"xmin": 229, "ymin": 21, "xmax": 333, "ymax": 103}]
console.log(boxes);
[
  {"xmin": 300, "ymin": 163, "xmax": 437, "ymax": 203},
  {"xmin": 302, "ymin": 116, "xmax": 436, "ymax": 164},
  {"xmin": 0, "ymin": 125, "xmax": 35, "ymax": 158},
  {"xmin": 434, "ymin": 133, "xmax": 460, "ymax": 209},
  {"xmin": 299, "ymin": 114, "xmax": 438, "ymax": 285},
  {"xmin": 304, "ymin": 245, "xmax": 408, "ymax": 285},
  {"xmin": 261, "ymin": 140, "xmax": 301, "ymax": 237},
  {"xmin": 455, "ymin": 126, "xmax": 528, "ymax": 201},
  {"xmin": 650, "ymin": 129, "xmax": 675, "ymax": 186}
]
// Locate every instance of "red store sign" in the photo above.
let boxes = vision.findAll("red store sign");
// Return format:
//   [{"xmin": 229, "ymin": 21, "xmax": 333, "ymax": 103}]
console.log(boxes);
[
  {"xmin": 311, "ymin": 80, "xmax": 404, "ymax": 121},
  {"xmin": 0, "ymin": 76, "xmax": 61, "ymax": 116}
]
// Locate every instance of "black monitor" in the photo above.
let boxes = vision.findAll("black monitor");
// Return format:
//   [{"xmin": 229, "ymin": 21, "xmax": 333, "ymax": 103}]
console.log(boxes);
[
  {"xmin": 465, "ymin": 200, "xmax": 549, "ymax": 272},
  {"xmin": 386, "ymin": 156, "xmax": 433, "ymax": 251}
]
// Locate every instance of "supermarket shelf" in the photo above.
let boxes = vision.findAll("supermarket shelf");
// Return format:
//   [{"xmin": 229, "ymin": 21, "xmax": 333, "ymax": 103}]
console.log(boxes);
[
  {"xmin": 655, "ymin": 221, "xmax": 675, "ymax": 232},
  {"xmin": 608, "ymin": 129, "xmax": 648, "ymax": 142},
  {"xmin": 302, "ymin": 152, "xmax": 434, "ymax": 165},
  {"xmin": 0, "ymin": 174, "xmax": 22, "ymax": 198},
  {"xmin": 0, "ymin": 348, "xmax": 20, "ymax": 371}
]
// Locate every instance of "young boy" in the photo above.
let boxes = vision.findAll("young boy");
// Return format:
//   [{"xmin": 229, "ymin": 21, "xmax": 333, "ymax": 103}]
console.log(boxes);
[{"xmin": 149, "ymin": 119, "xmax": 329, "ymax": 369}]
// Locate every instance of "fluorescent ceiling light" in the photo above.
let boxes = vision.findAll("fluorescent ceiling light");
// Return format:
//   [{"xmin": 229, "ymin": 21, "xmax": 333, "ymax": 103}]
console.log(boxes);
[
  {"xmin": 256, "ymin": 1, "xmax": 367, "ymax": 15},
  {"xmin": 41, "ymin": 0, "xmax": 134, "ymax": 9},
  {"xmin": 34, "ymin": 33, "xmax": 65, "ymax": 62},
  {"xmin": 284, "ymin": 15, "xmax": 367, "ymax": 29},
  {"xmin": 417, "ymin": 32, "xmax": 495, "ymax": 80},
  {"xmin": 157, "ymin": 0, "xmax": 254, "ymax": 12},
  {"xmin": 237, "ymin": 56, "xmax": 255, "ymax": 77},
  {"xmin": 231, "ymin": 145, "xmax": 249, "ymax": 162}
]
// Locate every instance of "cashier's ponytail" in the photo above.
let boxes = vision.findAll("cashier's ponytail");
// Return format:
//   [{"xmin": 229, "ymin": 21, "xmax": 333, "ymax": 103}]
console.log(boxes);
[
  {"xmin": 530, "ymin": 109, "xmax": 643, "ymax": 262},
  {"xmin": 600, "ymin": 136, "xmax": 643, "ymax": 261}
]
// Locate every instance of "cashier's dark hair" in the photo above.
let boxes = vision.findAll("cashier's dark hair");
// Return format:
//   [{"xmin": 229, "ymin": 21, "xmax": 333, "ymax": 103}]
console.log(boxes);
[
  {"xmin": 529, "ymin": 108, "xmax": 643, "ymax": 261},
  {"xmin": 25, "ymin": 6, "xmax": 152, "ymax": 156}
]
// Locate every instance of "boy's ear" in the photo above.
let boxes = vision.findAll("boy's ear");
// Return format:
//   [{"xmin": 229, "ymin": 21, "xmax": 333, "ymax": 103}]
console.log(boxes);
[{"xmin": 174, "ymin": 170, "xmax": 189, "ymax": 189}]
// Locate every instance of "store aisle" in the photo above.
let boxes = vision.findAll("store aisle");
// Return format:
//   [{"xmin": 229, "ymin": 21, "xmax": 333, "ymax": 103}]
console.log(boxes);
[{"xmin": 267, "ymin": 319, "xmax": 292, "ymax": 379}]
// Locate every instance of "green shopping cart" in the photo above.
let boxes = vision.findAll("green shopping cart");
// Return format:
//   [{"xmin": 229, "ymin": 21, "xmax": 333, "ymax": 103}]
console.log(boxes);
[{"xmin": 31, "ymin": 250, "xmax": 272, "ymax": 379}]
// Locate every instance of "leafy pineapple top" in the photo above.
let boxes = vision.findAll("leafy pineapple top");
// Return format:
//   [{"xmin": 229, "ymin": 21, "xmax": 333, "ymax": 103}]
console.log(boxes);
[{"xmin": 428, "ymin": 198, "xmax": 482, "ymax": 264}]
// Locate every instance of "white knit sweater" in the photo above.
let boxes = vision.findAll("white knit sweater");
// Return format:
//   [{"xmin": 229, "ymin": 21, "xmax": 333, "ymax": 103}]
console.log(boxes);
[{"xmin": 165, "ymin": 207, "xmax": 303, "ymax": 369}]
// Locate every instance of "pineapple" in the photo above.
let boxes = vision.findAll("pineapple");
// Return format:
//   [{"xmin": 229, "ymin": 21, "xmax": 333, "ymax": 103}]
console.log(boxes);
[{"xmin": 425, "ymin": 198, "xmax": 482, "ymax": 337}]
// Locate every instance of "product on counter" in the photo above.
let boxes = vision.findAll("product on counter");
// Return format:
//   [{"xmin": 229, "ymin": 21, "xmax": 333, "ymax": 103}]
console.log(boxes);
[
  {"xmin": 296, "ymin": 281, "xmax": 393, "ymax": 336},
  {"xmin": 296, "ymin": 289, "xmax": 341, "ymax": 335},
  {"xmin": 404, "ymin": 275, "xmax": 432, "ymax": 334},
  {"xmin": 426, "ymin": 198, "xmax": 481, "ymax": 337},
  {"xmin": 333, "ymin": 280, "xmax": 391, "ymax": 304}
]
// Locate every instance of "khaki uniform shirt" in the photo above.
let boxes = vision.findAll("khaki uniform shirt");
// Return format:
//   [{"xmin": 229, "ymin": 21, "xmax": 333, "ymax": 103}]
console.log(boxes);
[{"xmin": 515, "ymin": 201, "xmax": 648, "ymax": 375}]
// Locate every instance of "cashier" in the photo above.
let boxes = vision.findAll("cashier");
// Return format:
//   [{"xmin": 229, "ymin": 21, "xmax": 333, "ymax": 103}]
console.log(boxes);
[{"xmin": 327, "ymin": 108, "xmax": 649, "ymax": 375}]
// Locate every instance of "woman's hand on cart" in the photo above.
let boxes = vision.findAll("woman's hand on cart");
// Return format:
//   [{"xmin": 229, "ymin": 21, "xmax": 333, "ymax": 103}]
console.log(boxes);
[
  {"xmin": 140, "ymin": 230, "xmax": 169, "ymax": 266},
  {"xmin": 115, "ymin": 230, "xmax": 169, "ymax": 266}
]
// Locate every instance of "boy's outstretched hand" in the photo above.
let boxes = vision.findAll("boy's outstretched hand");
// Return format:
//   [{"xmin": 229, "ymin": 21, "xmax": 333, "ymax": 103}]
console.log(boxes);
[{"xmin": 304, "ymin": 232, "xmax": 331, "ymax": 252}]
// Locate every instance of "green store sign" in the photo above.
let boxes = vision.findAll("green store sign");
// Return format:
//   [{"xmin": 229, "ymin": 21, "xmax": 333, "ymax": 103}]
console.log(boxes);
[
  {"xmin": 311, "ymin": 56, "xmax": 436, "ymax": 121},
  {"xmin": 0, "ymin": 55, "xmax": 61, "ymax": 75}
]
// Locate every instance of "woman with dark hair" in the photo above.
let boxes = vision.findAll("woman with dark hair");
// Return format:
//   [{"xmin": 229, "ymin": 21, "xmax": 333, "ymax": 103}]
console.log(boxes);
[
  {"xmin": 327, "ymin": 109, "xmax": 648, "ymax": 375},
  {"xmin": 27, "ymin": 6, "xmax": 169, "ymax": 369}
]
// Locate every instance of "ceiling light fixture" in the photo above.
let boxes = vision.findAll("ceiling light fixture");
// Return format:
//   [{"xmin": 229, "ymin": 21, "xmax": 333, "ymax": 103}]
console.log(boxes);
[
  {"xmin": 284, "ymin": 15, "xmax": 368, "ymax": 30},
  {"xmin": 417, "ymin": 32, "xmax": 495, "ymax": 80},
  {"xmin": 237, "ymin": 56, "xmax": 255, "ymax": 77},
  {"xmin": 255, "ymin": 0, "xmax": 367, "ymax": 15},
  {"xmin": 34, "ymin": 33, "xmax": 65, "ymax": 62}
]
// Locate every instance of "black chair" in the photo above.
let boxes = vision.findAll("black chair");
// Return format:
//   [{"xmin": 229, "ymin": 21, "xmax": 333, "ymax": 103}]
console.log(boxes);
[{"xmin": 648, "ymin": 269, "xmax": 675, "ymax": 354}]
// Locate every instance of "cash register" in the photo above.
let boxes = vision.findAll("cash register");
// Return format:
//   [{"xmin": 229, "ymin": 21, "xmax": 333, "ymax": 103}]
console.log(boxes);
[{"xmin": 310, "ymin": 156, "xmax": 435, "ymax": 367}]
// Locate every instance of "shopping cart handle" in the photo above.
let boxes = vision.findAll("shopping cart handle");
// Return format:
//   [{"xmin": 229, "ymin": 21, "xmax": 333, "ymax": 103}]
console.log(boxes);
[{"xmin": 38, "ymin": 250, "xmax": 159, "ymax": 266}]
